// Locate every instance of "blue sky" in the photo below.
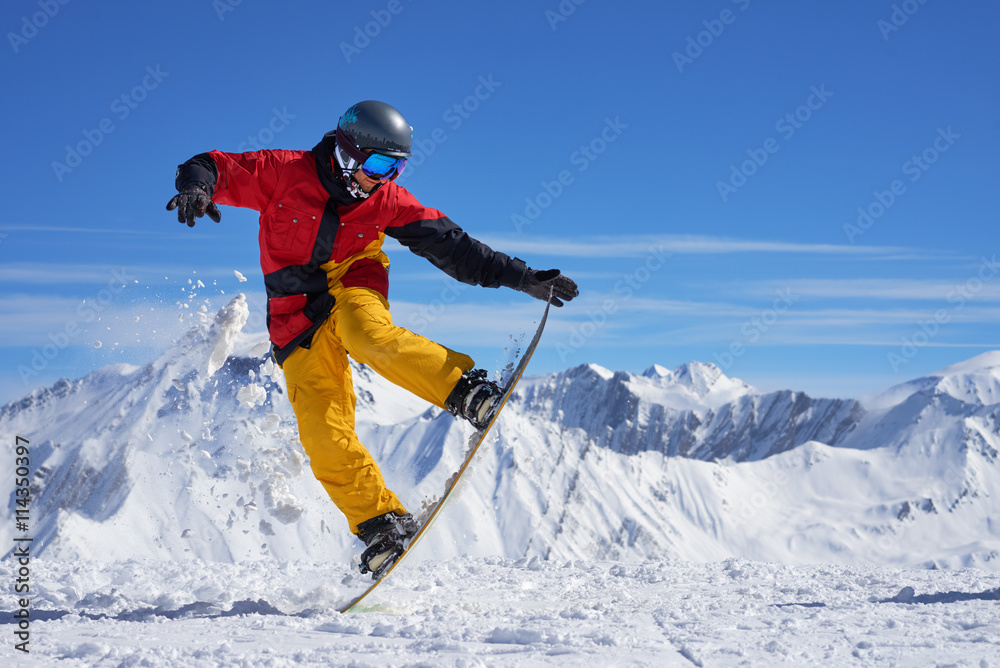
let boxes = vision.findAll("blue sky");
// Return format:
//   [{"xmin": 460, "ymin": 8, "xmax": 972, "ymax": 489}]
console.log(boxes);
[{"xmin": 1, "ymin": 0, "xmax": 998, "ymax": 406}]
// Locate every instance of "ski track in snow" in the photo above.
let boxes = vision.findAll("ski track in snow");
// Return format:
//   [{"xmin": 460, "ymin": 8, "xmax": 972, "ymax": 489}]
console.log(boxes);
[{"xmin": 4, "ymin": 557, "xmax": 1000, "ymax": 666}]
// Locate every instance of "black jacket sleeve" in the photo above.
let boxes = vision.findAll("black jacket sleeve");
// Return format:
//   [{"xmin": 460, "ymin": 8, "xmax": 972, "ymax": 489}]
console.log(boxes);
[
  {"xmin": 175, "ymin": 153, "xmax": 219, "ymax": 194},
  {"xmin": 384, "ymin": 216, "xmax": 528, "ymax": 290}
]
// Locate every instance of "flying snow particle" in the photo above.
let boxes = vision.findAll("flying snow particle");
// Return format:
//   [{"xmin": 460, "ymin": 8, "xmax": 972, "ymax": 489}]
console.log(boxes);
[
  {"xmin": 260, "ymin": 413, "xmax": 281, "ymax": 433},
  {"xmin": 93, "ymin": 341, "xmax": 102, "ymax": 349},
  {"xmin": 206, "ymin": 295, "xmax": 249, "ymax": 377},
  {"xmin": 258, "ymin": 357, "xmax": 276, "ymax": 378},
  {"xmin": 237, "ymin": 384, "xmax": 267, "ymax": 408},
  {"xmin": 251, "ymin": 340, "xmax": 272, "ymax": 357},
  {"xmin": 234, "ymin": 270, "xmax": 248, "ymax": 283}
]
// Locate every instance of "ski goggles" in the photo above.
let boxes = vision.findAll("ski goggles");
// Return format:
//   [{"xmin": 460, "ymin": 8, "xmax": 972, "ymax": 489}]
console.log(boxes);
[
  {"xmin": 359, "ymin": 151, "xmax": 406, "ymax": 179},
  {"xmin": 335, "ymin": 126, "xmax": 407, "ymax": 180}
]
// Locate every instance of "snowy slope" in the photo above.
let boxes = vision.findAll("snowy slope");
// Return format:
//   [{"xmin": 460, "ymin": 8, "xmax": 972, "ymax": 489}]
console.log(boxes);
[
  {"xmin": 3, "ymin": 298, "xmax": 1000, "ymax": 572},
  {"xmin": 502, "ymin": 353, "xmax": 1000, "ymax": 569},
  {"xmin": 4, "ymin": 556, "xmax": 1000, "ymax": 667}
]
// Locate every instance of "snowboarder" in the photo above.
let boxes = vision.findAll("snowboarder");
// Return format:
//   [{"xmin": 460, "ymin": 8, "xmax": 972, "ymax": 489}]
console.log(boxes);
[{"xmin": 166, "ymin": 100, "xmax": 578, "ymax": 577}]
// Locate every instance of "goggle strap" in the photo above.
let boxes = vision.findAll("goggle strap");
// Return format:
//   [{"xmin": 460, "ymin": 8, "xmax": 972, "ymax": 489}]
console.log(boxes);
[{"xmin": 335, "ymin": 126, "xmax": 369, "ymax": 165}]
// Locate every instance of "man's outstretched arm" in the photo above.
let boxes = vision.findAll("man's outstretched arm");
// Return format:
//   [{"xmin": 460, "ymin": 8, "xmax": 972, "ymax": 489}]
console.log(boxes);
[{"xmin": 384, "ymin": 207, "xmax": 578, "ymax": 307}]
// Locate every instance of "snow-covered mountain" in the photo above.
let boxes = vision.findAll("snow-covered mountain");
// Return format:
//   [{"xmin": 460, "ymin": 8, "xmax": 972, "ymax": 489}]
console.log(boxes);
[
  {"xmin": 517, "ymin": 361, "xmax": 862, "ymax": 461},
  {"xmin": 3, "ymin": 297, "xmax": 1000, "ymax": 570}
]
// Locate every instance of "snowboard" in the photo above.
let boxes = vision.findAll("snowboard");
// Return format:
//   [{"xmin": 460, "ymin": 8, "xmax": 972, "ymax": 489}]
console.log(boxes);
[{"xmin": 339, "ymin": 297, "xmax": 552, "ymax": 613}]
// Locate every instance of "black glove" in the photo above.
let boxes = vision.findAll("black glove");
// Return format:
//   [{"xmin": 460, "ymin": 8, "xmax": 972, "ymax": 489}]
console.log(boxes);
[
  {"xmin": 518, "ymin": 269, "xmax": 579, "ymax": 307},
  {"xmin": 166, "ymin": 186, "xmax": 221, "ymax": 227}
]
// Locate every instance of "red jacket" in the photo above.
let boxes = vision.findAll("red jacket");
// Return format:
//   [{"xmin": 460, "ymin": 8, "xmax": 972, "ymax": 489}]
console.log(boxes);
[{"xmin": 176, "ymin": 133, "xmax": 528, "ymax": 362}]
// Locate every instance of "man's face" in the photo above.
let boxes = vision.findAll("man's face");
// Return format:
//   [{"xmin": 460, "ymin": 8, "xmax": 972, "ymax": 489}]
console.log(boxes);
[
  {"xmin": 352, "ymin": 168, "xmax": 388, "ymax": 193},
  {"xmin": 352, "ymin": 148, "xmax": 397, "ymax": 193}
]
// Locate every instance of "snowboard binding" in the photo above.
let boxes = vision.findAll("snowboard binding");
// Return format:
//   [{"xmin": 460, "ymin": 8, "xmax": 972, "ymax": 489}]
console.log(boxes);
[
  {"xmin": 357, "ymin": 512, "xmax": 418, "ymax": 580},
  {"xmin": 445, "ymin": 368, "xmax": 502, "ymax": 431}
]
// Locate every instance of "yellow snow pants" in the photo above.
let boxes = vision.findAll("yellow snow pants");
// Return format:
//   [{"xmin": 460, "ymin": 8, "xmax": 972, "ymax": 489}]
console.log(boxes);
[{"xmin": 281, "ymin": 286, "xmax": 475, "ymax": 535}]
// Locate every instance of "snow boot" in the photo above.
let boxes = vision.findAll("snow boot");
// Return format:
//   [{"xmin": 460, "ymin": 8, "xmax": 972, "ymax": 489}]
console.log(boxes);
[
  {"xmin": 357, "ymin": 511, "xmax": 419, "ymax": 579},
  {"xmin": 445, "ymin": 368, "xmax": 502, "ymax": 430}
]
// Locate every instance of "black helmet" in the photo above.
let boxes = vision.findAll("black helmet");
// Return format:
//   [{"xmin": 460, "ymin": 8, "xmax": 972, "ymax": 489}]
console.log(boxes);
[{"xmin": 336, "ymin": 100, "xmax": 412, "ymax": 158}]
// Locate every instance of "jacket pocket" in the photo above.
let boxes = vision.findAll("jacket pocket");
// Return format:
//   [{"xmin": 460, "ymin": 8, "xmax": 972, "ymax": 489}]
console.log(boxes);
[
  {"xmin": 267, "ymin": 294, "xmax": 312, "ymax": 349},
  {"xmin": 332, "ymin": 218, "xmax": 382, "ymax": 263},
  {"xmin": 262, "ymin": 203, "xmax": 321, "ymax": 261}
]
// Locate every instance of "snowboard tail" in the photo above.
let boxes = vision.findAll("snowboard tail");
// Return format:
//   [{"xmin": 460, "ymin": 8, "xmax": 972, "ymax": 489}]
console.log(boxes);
[{"xmin": 340, "ymin": 298, "xmax": 552, "ymax": 613}]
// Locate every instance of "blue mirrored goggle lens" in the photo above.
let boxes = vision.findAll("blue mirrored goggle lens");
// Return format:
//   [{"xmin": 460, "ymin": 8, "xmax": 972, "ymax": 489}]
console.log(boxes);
[{"xmin": 361, "ymin": 152, "xmax": 406, "ymax": 179}]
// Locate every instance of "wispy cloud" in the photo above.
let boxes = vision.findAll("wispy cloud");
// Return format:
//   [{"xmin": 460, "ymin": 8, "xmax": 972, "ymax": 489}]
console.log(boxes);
[
  {"xmin": 474, "ymin": 234, "xmax": 931, "ymax": 259},
  {"xmin": 729, "ymin": 278, "xmax": 1000, "ymax": 302},
  {"xmin": 0, "ymin": 224, "xmax": 164, "ymax": 235},
  {"xmin": 0, "ymin": 263, "xmax": 255, "ymax": 286},
  {"xmin": 0, "ymin": 291, "xmax": 268, "ymax": 346},
  {"xmin": 0, "ymin": 265, "xmax": 139, "ymax": 285},
  {"xmin": 391, "ymin": 299, "xmax": 543, "ymax": 344}
]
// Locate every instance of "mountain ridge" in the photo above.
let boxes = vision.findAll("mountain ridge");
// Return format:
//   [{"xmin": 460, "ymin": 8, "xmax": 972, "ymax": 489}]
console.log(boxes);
[{"xmin": 3, "ymin": 296, "xmax": 1000, "ymax": 569}]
